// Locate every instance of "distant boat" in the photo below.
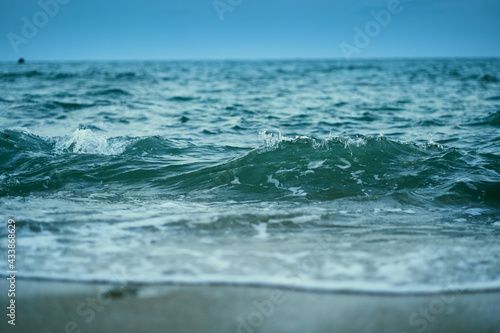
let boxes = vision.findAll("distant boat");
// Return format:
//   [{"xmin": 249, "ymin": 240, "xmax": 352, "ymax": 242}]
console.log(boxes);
[{"xmin": 18, "ymin": 58, "xmax": 25, "ymax": 64}]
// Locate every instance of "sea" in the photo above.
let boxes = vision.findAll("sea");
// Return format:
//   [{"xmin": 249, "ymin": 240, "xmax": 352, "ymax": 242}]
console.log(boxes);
[{"xmin": 1, "ymin": 58, "xmax": 500, "ymax": 293}]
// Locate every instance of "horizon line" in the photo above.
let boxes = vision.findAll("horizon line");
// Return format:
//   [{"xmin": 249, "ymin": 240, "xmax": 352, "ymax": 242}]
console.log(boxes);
[{"xmin": 2, "ymin": 55, "xmax": 500, "ymax": 63}]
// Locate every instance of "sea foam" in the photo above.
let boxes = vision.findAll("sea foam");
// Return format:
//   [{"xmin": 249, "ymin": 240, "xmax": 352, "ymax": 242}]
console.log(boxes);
[{"xmin": 54, "ymin": 129, "xmax": 127, "ymax": 155}]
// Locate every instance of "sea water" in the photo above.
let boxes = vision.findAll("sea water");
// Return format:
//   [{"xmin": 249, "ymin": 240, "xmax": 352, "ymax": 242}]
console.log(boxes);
[{"xmin": 1, "ymin": 59, "xmax": 499, "ymax": 293}]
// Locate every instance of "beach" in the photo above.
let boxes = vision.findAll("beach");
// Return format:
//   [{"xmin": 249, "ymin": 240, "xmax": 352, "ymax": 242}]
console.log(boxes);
[{"xmin": 2, "ymin": 278, "xmax": 500, "ymax": 333}]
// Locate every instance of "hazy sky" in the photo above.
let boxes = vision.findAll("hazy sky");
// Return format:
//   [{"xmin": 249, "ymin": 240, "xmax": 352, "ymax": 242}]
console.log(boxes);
[{"xmin": 1, "ymin": 0, "xmax": 499, "ymax": 61}]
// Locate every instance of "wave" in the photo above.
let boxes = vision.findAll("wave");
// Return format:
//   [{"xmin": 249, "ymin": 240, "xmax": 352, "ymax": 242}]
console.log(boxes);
[
  {"xmin": 54, "ymin": 129, "xmax": 127, "ymax": 155},
  {"xmin": 467, "ymin": 111, "xmax": 500, "ymax": 127},
  {"xmin": 1, "ymin": 70, "xmax": 43, "ymax": 79},
  {"xmin": 163, "ymin": 132, "xmax": 500, "ymax": 203},
  {"xmin": 483, "ymin": 111, "xmax": 500, "ymax": 127},
  {"xmin": 168, "ymin": 96, "xmax": 198, "ymax": 102},
  {"xmin": 1, "ymin": 129, "xmax": 499, "ymax": 204},
  {"xmin": 87, "ymin": 88, "xmax": 132, "ymax": 97},
  {"xmin": 477, "ymin": 74, "xmax": 499, "ymax": 83},
  {"xmin": 0, "ymin": 70, "xmax": 81, "ymax": 81},
  {"xmin": 43, "ymin": 101, "xmax": 96, "ymax": 111}
]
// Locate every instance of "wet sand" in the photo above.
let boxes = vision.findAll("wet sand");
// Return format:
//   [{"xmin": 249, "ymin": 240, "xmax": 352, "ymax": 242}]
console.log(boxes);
[{"xmin": 1, "ymin": 278, "xmax": 499, "ymax": 333}]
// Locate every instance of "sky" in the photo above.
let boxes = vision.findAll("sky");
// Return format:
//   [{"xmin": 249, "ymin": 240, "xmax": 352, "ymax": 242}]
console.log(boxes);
[{"xmin": 0, "ymin": 0, "xmax": 499, "ymax": 61}]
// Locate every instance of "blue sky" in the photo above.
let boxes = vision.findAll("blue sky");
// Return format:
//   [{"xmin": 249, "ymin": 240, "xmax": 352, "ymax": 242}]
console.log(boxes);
[{"xmin": 1, "ymin": 0, "xmax": 499, "ymax": 61}]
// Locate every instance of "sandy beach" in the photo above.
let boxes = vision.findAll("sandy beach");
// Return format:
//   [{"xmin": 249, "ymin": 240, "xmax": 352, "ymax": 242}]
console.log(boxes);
[{"xmin": 2, "ymin": 278, "xmax": 500, "ymax": 333}]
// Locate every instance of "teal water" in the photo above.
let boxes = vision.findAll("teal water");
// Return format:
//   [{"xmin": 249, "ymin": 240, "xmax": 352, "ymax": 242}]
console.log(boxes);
[{"xmin": 1, "ymin": 59, "xmax": 500, "ymax": 292}]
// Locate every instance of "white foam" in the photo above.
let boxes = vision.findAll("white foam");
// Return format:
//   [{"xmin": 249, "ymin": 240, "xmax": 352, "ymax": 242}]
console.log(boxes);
[
  {"xmin": 308, "ymin": 160, "xmax": 325, "ymax": 169},
  {"xmin": 267, "ymin": 174, "xmax": 281, "ymax": 188},
  {"xmin": 336, "ymin": 157, "xmax": 351, "ymax": 169},
  {"xmin": 252, "ymin": 223, "xmax": 269, "ymax": 239},
  {"xmin": 465, "ymin": 208, "xmax": 489, "ymax": 216},
  {"xmin": 259, "ymin": 128, "xmax": 291, "ymax": 148},
  {"xmin": 55, "ymin": 129, "xmax": 127, "ymax": 155},
  {"xmin": 288, "ymin": 187, "xmax": 307, "ymax": 196}
]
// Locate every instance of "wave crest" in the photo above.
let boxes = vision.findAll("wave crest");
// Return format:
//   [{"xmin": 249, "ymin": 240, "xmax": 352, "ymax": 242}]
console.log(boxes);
[{"xmin": 54, "ymin": 129, "xmax": 127, "ymax": 155}]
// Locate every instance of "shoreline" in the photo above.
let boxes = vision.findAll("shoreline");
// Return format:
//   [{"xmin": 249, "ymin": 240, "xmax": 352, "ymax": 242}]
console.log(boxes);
[
  {"xmin": 2, "ymin": 278, "xmax": 500, "ymax": 333},
  {"xmin": 3, "ymin": 275, "xmax": 500, "ymax": 296}
]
